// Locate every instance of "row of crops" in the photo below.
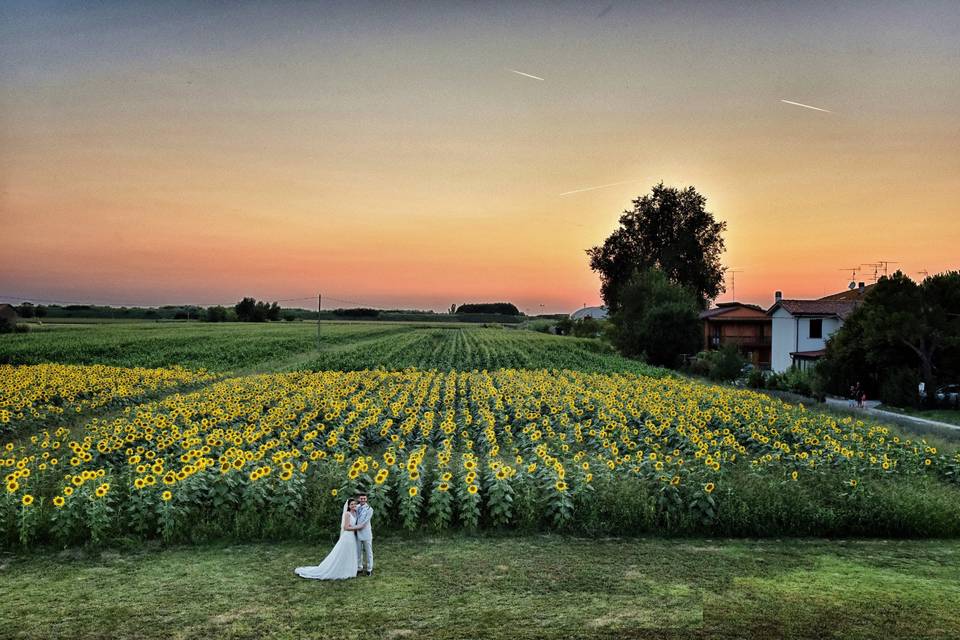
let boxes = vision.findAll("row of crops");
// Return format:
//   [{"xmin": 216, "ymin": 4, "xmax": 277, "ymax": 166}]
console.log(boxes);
[
  {"xmin": 301, "ymin": 326, "xmax": 660, "ymax": 373},
  {"xmin": 4, "ymin": 364, "xmax": 960, "ymax": 547},
  {"xmin": 1, "ymin": 322, "xmax": 661, "ymax": 375}
]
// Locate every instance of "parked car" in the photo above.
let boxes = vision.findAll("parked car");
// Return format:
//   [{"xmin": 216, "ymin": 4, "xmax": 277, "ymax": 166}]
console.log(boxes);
[
  {"xmin": 920, "ymin": 383, "xmax": 960, "ymax": 406},
  {"xmin": 936, "ymin": 384, "xmax": 960, "ymax": 405}
]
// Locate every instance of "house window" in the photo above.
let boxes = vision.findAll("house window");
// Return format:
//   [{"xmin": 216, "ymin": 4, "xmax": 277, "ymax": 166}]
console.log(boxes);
[{"xmin": 809, "ymin": 318, "xmax": 823, "ymax": 339}]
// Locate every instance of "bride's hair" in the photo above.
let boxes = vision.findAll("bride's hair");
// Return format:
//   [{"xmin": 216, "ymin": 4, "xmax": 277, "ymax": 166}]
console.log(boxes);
[{"xmin": 347, "ymin": 499, "xmax": 358, "ymax": 509}]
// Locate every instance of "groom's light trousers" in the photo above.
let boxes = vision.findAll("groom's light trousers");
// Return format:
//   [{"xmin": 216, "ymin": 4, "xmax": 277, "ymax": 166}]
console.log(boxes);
[{"xmin": 357, "ymin": 540, "xmax": 373, "ymax": 571}]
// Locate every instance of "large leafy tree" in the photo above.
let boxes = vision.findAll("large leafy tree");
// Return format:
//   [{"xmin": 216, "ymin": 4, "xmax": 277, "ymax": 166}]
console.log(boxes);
[
  {"xmin": 820, "ymin": 271, "xmax": 960, "ymax": 405},
  {"xmin": 609, "ymin": 268, "xmax": 701, "ymax": 367},
  {"xmin": 587, "ymin": 183, "xmax": 726, "ymax": 311}
]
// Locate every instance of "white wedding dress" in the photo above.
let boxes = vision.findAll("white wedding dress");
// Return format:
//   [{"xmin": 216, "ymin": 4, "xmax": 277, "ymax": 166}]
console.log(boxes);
[{"xmin": 295, "ymin": 502, "xmax": 359, "ymax": 580}]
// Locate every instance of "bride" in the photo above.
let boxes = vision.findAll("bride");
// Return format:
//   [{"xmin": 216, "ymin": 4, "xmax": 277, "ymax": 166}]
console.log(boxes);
[{"xmin": 295, "ymin": 498, "xmax": 362, "ymax": 580}]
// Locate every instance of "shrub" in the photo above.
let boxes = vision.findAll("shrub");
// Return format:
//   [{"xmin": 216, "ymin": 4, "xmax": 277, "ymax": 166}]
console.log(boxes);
[
  {"xmin": 747, "ymin": 368, "xmax": 766, "ymax": 389},
  {"xmin": 707, "ymin": 344, "xmax": 745, "ymax": 381}
]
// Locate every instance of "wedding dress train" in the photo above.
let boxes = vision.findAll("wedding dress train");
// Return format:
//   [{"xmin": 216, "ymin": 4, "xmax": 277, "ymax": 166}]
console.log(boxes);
[{"xmin": 295, "ymin": 502, "xmax": 359, "ymax": 580}]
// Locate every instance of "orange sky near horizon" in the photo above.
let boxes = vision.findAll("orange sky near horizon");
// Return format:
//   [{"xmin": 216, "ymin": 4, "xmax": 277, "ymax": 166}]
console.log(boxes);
[{"xmin": 2, "ymin": 2, "xmax": 958, "ymax": 313}]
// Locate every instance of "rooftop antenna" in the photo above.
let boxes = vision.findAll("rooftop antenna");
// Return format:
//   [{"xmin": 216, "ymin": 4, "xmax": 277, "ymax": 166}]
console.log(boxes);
[
  {"xmin": 876, "ymin": 260, "xmax": 898, "ymax": 278},
  {"xmin": 860, "ymin": 262, "xmax": 881, "ymax": 282},
  {"xmin": 725, "ymin": 268, "xmax": 744, "ymax": 301},
  {"xmin": 838, "ymin": 266, "xmax": 860, "ymax": 289}
]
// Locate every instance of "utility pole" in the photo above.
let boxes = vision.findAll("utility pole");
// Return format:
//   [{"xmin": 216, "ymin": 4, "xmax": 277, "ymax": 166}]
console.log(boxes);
[{"xmin": 317, "ymin": 293, "xmax": 322, "ymax": 350}]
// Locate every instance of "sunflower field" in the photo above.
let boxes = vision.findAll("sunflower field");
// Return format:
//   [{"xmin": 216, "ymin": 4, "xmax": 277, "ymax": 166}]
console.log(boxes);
[
  {"xmin": 4, "ymin": 364, "xmax": 960, "ymax": 548},
  {"xmin": 0, "ymin": 363, "xmax": 218, "ymax": 438}
]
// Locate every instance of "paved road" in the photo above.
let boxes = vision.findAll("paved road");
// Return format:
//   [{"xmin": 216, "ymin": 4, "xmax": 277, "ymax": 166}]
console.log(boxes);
[{"xmin": 824, "ymin": 396, "xmax": 960, "ymax": 432}]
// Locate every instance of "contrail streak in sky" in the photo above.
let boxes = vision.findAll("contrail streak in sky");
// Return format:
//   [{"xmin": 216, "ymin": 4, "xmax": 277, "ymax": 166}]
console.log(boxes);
[
  {"xmin": 780, "ymin": 99, "xmax": 832, "ymax": 113},
  {"xmin": 507, "ymin": 68, "xmax": 545, "ymax": 81},
  {"xmin": 559, "ymin": 179, "xmax": 639, "ymax": 196}
]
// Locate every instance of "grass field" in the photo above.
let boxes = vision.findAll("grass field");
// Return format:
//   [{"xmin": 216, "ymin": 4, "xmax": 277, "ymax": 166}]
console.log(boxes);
[{"xmin": 4, "ymin": 536, "xmax": 960, "ymax": 640}]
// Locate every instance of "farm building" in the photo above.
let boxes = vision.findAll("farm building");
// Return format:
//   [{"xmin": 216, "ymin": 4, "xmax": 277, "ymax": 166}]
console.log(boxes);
[
  {"xmin": 699, "ymin": 302, "xmax": 771, "ymax": 369},
  {"xmin": 570, "ymin": 306, "xmax": 608, "ymax": 321},
  {"xmin": 767, "ymin": 282, "xmax": 873, "ymax": 372}
]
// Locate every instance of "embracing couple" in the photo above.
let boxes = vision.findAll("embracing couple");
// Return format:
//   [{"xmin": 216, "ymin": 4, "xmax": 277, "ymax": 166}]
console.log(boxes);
[{"xmin": 294, "ymin": 493, "xmax": 374, "ymax": 580}]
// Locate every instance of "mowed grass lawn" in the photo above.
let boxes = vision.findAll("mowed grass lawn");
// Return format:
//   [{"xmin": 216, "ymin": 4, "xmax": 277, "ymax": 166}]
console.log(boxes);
[{"xmin": 3, "ymin": 536, "xmax": 960, "ymax": 640}]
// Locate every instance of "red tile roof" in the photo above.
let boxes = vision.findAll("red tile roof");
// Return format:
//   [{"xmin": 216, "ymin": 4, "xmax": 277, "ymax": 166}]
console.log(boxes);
[{"xmin": 769, "ymin": 299, "xmax": 860, "ymax": 319}]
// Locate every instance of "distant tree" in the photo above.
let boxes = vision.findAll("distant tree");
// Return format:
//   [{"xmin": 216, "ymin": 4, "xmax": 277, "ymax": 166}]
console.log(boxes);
[
  {"xmin": 16, "ymin": 302, "xmax": 35, "ymax": 318},
  {"xmin": 449, "ymin": 304, "xmax": 457, "ymax": 315},
  {"xmin": 235, "ymin": 297, "xmax": 257, "ymax": 322},
  {"xmin": 332, "ymin": 308, "xmax": 380, "ymax": 318},
  {"xmin": 205, "ymin": 306, "xmax": 228, "ymax": 322},
  {"xmin": 555, "ymin": 317, "xmax": 574, "ymax": 336},
  {"xmin": 455, "ymin": 303, "xmax": 521, "ymax": 315},
  {"xmin": 34, "ymin": 305, "xmax": 48, "ymax": 319},
  {"xmin": 283, "ymin": 313, "xmax": 296, "ymax": 322},
  {"xmin": 253, "ymin": 301, "xmax": 269, "ymax": 322},
  {"xmin": 268, "ymin": 302, "xmax": 281, "ymax": 321},
  {"xmin": 610, "ymin": 268, "xmax": 701, "ymax": 367},
  {"xmin": 587, "ymin": 183, "xmax": 726, "ymax": 311}
]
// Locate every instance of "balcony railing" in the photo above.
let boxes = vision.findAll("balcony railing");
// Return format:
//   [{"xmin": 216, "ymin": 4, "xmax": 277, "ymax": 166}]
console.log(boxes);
[{"xmin": 710, "ymin": 335, "xmax": 771, "ymax": 347}]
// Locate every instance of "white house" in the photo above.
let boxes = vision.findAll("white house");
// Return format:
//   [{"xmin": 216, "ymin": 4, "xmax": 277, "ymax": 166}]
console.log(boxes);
[
  {"xmin": 570, "ymin": 305, "xmax": 608, "ymax": 321},
  {"xmin": 766, "ymin": 283, "xmax": 872, "ymax": 373}
]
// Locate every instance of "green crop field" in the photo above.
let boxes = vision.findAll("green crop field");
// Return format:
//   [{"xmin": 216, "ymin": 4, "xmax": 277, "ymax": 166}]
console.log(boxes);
[
  {"xmin": 299, "ymin": 325, "xmax": 660, "ymax": 374},
  {"xmin": 1, "ymin": 321, "xmax": 660, "ymax": 375}
]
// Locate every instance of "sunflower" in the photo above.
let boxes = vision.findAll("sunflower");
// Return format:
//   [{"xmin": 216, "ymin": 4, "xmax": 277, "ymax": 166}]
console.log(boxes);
[
  {"xmin": 408, "ymin": 486, "xmax": 418, "ymax": 497},
  {"xmin": 161, "ymin": 491, "xmax": 172, "ymax": 501},
  {"xmin": 467, "ymin": 484, "xmax": 478, "ymax": 495},
  {"xmin": 21, "ymin": 494, "xmax": 34, "ymax": 506},
  {"xmin": 704, "ymin": 482, "xmax": 715, "ymax": 494},
  {"xmin": 53, "ymin": 495, "xmax": 66, "ymax": 508}
]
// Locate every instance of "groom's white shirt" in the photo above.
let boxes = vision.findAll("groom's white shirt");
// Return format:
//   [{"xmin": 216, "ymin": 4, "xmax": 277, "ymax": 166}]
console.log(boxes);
[{"xmin": 355, "ymin": 504, "xmax": 373, "ymax": 541}]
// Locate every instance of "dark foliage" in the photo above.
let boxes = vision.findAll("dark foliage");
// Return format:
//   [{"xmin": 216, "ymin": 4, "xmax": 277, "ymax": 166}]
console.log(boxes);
[
  {"xmin": 819, "ymin": 271, "xmax": 960, "ymax": 406},
  {"xmin": 455, "ymin": 302, "xmax": 521, "ymax": 316},
  {"xmin": 587, "ymin": 183, "xmax": 726, "ymax": 311},
  {"xmin": 610, "ymin": 268, "xmax": 701, "ymax": 367},
  {"xmin": 332, "ymin": 308, "xmax": 381, "ymax": 318}
]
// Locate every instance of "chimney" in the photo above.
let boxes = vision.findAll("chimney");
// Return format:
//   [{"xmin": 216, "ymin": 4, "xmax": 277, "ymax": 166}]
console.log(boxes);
[
  {"xmin": 774, "ymin": 291, "xmax": 782, "ymax": 303},
  {"xmin": 858, "ymin": 282, "xmax": 865, "ymax": 294}
]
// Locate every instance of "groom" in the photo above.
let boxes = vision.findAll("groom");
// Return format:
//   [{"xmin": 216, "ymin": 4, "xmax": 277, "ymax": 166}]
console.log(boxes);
[{"xmin": 354, "ymin": 493, "xmax": 373, "ymax": 577}]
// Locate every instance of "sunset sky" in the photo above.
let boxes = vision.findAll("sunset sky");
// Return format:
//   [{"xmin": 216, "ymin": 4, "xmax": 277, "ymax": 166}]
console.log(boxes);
[{"xmin": 2, "ymin": 1, "xmax": 958, "ymax": 313}]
